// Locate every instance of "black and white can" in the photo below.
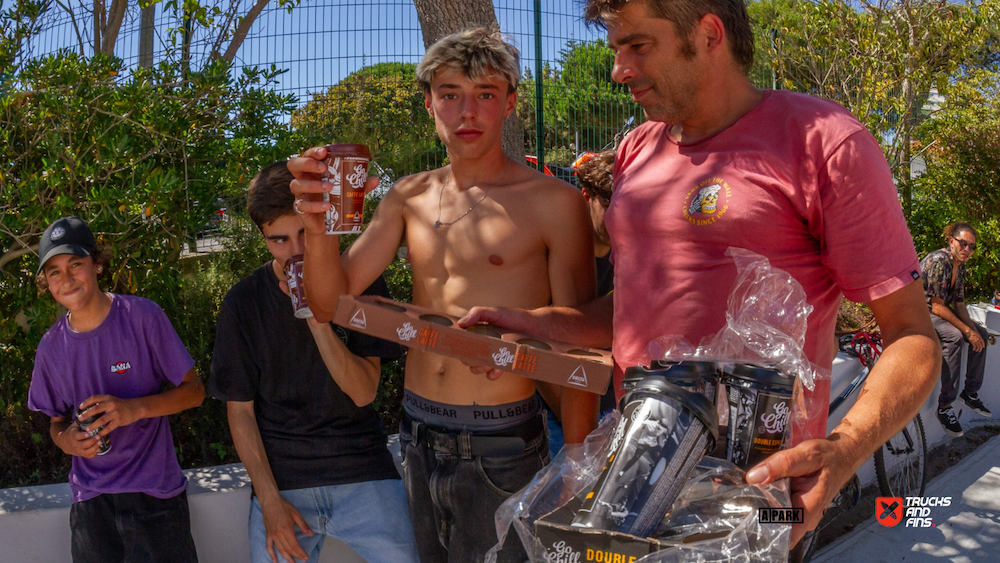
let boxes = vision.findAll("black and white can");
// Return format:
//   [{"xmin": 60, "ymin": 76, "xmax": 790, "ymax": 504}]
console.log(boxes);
[
  {"xmin": 571, "ymin": 376, "xmax": 718, "ymax": 537},
  {"xmin": 621, "ymin": 361, "xmax": 720, "ymax": 405},
  {"xmin": 722, "ymin": 364, "xmax": 794, "ymax": 469},
  {"xmin": 75, "ymin": 406, "xmax": 112, "ymax": 456}
]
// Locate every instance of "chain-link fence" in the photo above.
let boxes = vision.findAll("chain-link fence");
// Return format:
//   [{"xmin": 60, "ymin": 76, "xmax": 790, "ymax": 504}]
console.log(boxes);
[{"xmin": 25, "ymin": 0, "xmax": 778, "ymax": 177}]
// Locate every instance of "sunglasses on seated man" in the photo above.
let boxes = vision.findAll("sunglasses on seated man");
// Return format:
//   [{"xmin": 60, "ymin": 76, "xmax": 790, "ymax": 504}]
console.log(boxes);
[{"xmin": 951, "ymin": 237, "xmax": 977, "ymax": 252}]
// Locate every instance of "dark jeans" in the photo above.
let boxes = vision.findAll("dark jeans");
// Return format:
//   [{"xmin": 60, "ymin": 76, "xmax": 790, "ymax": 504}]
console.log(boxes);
[
  {"xmin": 70, "ymin": 491, "xmax": 198, "ymax": 563},
  {"xmin": 399, "ymin": 415, "xmax": 549, "ymax": 563},
  {"xmin": 932, "ymin": 313, "xmax": 988, "ymax": 407}
]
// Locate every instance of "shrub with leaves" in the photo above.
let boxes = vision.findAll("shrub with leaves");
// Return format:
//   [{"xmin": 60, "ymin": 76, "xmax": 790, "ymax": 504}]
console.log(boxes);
[
  {"xmin": 0, "ymin": 46, "xmax": 301, "ymax": 485},
  {"xmin": 291, "ymin": 62, "xmax": 443, "ymax": 182},
  {"xmin": 910, "ymin": 70, "xmax": 1000, "ymax": 300}
]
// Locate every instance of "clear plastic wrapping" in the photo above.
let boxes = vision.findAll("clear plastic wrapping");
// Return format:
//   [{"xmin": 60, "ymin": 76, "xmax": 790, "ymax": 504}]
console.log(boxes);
[
  {"xmin": 639, "ymin": 457, "xmax": 791, "ymax": 562},
  {"xmin": 646, "ymin": 248, "xmax": 831, "ymax": 440},
  {"xmin": 487, "ymin": 414, "xmax": 621, "ymax": 563},
  {"xmin": 487, "ymin": 413, "xmax": 791, "ymax": 563},
  {"xmin": 572, "ymin": 380, "xmax": 716, "ymax": 537},
  {"xmin": 485, "ymin": 248, "xmax": 817, "ymax": 562},
  {"xmin": 700, "ymin": 248, "xmax": 823, "ymax": 392}
]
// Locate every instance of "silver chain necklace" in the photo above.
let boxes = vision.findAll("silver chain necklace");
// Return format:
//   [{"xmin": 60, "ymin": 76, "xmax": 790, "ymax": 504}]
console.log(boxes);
[{"xmin": 434, "ymin": 157, "xmax": 512, "ymax": 228}]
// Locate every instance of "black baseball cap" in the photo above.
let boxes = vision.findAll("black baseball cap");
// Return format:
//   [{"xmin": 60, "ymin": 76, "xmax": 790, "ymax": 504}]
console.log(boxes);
[{"xmin": 37, "ymin": 216, "xmax": 96, "ymax": 274}]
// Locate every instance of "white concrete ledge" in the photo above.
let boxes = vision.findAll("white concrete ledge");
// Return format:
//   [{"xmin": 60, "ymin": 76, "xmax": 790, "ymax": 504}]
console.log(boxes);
[
  {"xmin": 0, "ymin": 463, "xmax": 366, "ymax": 563},
  {"xmin": 5, "ymin": 322, "xmax": 999, "ymax": 563}
]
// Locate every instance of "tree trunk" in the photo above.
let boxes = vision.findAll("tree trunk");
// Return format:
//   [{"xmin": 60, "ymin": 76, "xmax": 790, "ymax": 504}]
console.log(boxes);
[
  {"xmin": 92, "ymin": 0, "xmax": 103, "ymax": 54},
  {"xmin": 138, "ymin": 4, "xmax": 155, "ymax": 68},
  {"xmin": 101, "ymin": 0, "xmax": 127, "ymax": 55},
  {"xmin": 0, "ymin": 245, "xmax": 38, "ymax": 272},
  {"xmin": 221, "ymin": 0, "xmax": 272, "ymax": 63},
  {"xmin": 412, "ymin": 0, "xmax": 526, "ymax": 162}
]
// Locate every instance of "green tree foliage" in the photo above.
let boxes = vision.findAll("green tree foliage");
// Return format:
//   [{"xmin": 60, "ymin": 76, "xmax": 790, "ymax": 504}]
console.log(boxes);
[
  {"xmin": 291, "ymin": 62, "xmax": 443, "ymax": 182},
  {"xmin": 751, "ymin": 0, "xmax": 994, "ymax": 198},
  {"xmin": 518, "ymin": 39, "xmax": 643, "ymax": 163},
  {"xmin": 911, "ymin": 70, "xmax": 1000, "ymax": 298},
  {"xmin": 0, "ymin": 0, "xmax": 44, "ymax": 77},
  {"xmin": 0, "ymin": 0, "xmax": 301, "ymax": 485},
  {"xmin": 1, "ymin": 53, "xmax": 297, "ymax": 323}
]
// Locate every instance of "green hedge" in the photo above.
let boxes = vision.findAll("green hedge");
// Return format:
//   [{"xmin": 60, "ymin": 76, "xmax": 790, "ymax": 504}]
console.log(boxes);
[{"xmin": 0, "ymin": 214, "xmax": 412, "ymax": 489}]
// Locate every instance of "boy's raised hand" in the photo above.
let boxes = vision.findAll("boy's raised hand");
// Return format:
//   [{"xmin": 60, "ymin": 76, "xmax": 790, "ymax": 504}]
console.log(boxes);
[
  {"xmin": 288, "ymin": 147, "xmax": 332, "ymax": 235},
  {"xmin": 288, "ymin": 146, "xmax": 381, "ymax": 236}
]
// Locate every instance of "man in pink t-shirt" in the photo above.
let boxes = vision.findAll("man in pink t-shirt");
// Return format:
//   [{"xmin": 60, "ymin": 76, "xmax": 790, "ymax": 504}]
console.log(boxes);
[
  {"xmin": 608, "ymin": 90, "xmax": 920, "ymax": 438},
  {"xmin": 461, "ymin": 0, "xmax": 941, "ymax": 548}
]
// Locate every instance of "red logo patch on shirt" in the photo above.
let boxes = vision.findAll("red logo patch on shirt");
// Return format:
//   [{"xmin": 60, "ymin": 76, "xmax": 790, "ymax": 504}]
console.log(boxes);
[
  {"xmin": 110, "ymin": 361, "xmax": 132, "ymax": 374},
  {"xmin": 683, "ymin": 177, "xmax": 731, "ymax": 226}
]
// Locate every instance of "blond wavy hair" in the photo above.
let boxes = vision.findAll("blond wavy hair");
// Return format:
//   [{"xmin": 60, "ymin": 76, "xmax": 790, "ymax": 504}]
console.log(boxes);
[{"xmin": 416, "ymin": 27, "xmax": 521, "ymax": 94}]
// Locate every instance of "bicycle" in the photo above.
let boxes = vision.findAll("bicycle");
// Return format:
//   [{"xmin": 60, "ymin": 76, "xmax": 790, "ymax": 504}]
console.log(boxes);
[{"xmin": 794, "ymin": 331, "xmax": 927, "ymax": 563}]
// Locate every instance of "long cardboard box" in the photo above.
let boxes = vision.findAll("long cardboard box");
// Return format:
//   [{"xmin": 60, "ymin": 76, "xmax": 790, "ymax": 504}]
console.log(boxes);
[{"xmin": 333, "ymin": 295, "xmax": 612, "ymax": 394}]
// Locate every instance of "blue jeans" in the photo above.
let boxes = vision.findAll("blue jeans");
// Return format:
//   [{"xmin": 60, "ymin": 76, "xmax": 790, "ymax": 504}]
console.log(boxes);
[
  {"xmin": 70, "ymin": 491, "xmax": 198, "ymax": 563},
  {"xmin": 248, "ymin": 480, "xmax": 419, "ymax": 563},
  {"xmin": 546, "ymin": 408, "xmax": 565, "ymax": 457},
  {"xmin": 399, "ymin": 415, "xmax": 549, "ymax": 563}
]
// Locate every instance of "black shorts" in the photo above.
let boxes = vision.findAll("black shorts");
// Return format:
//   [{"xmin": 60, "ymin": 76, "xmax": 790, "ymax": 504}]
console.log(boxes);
[{"xmin": 70, "ymin": 491, "xmax": 198, "ymax": 563}]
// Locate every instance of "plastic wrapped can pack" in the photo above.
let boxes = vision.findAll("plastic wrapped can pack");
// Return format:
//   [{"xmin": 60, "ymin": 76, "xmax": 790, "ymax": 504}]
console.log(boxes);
[
  {"xmin": 623, "ymin": 361, "xmax": 720, "ymax": 405},
  {"xmin": 571, "ymin": 376, "xmax": 718, "ymax": 537}
]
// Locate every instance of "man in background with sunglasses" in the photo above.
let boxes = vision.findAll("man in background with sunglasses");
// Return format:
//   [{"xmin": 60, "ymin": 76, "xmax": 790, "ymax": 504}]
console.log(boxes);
[{"xmin": 920, "ymin": 221, "xmax": 992, "ymax": 437}]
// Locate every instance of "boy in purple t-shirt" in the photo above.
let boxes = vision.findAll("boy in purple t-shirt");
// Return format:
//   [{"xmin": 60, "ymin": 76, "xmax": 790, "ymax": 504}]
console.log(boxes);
[{"xmin": 27, "ymin": 216, "xmax": 205, "ymax": 563}]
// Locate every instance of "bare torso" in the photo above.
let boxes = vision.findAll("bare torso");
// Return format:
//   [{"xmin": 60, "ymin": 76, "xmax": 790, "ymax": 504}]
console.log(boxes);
[{"xmin": 353, "ymin": 162, "xmax": 589, "ymax": 405}]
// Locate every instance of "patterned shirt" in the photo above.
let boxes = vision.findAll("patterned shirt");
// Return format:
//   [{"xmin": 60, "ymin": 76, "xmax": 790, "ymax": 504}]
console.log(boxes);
[{"xmin": 920, "ymin": 248, "xmax": 965, "ymax": 308}]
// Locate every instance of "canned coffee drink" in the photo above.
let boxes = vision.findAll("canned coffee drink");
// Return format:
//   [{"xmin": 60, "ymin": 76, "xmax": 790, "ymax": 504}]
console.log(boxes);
[
  {"xmin": 572, "ymin": 377, "xmax": 718, "ymax": 537},
  {"xmin": 283, "ymin": 255, "xmax": 313, "ymax": 319},
  {"xmin": 75, "ymin": 406, "xmax": 111, "ymax": 455},
  {"xmin": 723, "ymin": 364, "xmax": 794, "ymax": 469},
  {"xmin": 621, "ymin": 361, "xmax": 719, "ymax": 405},
  {"xmin": 322, "ymin": 144, "xmax": 371, "ymax": 234}
]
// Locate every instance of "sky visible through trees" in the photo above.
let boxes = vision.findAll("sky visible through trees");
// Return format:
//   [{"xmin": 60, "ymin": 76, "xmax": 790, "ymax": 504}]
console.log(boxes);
[{"xmin": 25, "ymin": 0, "xmax": 606, "ymax": 105}]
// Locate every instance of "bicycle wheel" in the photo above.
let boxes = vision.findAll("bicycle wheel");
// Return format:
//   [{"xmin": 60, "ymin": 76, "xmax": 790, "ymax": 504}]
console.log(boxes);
[
  {"xmin": 793, "ymin": 474, "xmax": 860, "ymax": 563},
  {"xmin": 874, "ymin": 414, "xmax": 927, "ymax": 497}
]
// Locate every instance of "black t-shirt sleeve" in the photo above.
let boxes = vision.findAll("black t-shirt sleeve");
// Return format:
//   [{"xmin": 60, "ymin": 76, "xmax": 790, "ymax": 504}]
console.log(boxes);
[
  {"xmin": 342, "ymin": 275, "xmax": 404, "ymax": 360},
  {"xmin": 208, "ymin": 290, "xmax": 260, "ymax": 401}
]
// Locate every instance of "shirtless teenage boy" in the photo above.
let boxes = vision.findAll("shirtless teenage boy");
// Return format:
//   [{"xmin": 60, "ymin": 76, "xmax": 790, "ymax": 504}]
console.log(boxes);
[{"xmin": 288, "ymin": 28, "xmax": 598, "ymax": 563}]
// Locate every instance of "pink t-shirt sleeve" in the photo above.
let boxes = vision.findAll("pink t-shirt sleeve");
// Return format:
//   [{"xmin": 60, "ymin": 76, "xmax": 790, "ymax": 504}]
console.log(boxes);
[{"xmin": 816, "ymin": 129, "xmax": 920, "ymax": 303}]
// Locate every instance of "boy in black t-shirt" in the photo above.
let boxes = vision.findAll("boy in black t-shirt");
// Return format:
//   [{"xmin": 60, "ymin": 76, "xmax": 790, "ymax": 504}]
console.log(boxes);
[{"xmin": 208, "ymin": 162, "xmax": 419, "ymax": 563}]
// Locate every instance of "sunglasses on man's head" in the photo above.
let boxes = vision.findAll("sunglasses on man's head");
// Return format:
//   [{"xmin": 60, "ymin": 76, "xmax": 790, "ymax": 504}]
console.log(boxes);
[{"xmin": 952, "ymin": 238, "xmax": 977, "ymax": 252}]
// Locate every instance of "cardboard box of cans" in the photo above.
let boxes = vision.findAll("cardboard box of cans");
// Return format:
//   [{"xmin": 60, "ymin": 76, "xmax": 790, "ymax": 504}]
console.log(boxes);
[
  {"xmin": 333, "ymin": 295, "xmax": 612, "ymax": 394},
  {"xmin": 534, "ymin": 485, "xmax": 764, "ymax": 563},
  {"xmin": 533, "ymin": 497, "xmax": 669, "ymax": 562}
]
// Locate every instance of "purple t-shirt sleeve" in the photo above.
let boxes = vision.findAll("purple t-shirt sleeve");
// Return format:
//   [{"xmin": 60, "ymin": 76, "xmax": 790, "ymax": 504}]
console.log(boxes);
[
  {"xmin": 28, "ymin": 342, "xmax": 73, "ymax": 418},
  {"xmin": 140, "ymin": 300, "xmax": 195, "ymax": 385},
  {"xmin": 817, "ymin": 130, "xmax": 920, "ymax": 303}
]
